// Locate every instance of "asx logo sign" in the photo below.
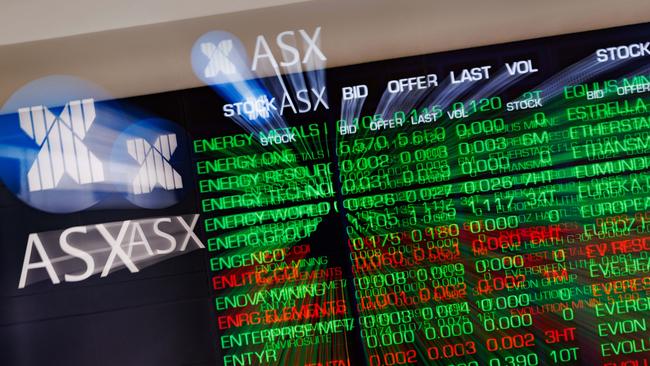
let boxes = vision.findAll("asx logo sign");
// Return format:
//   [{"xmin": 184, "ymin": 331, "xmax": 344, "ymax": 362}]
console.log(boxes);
[
  {"xmin": 201, "ymin": 40, "xmax": 237, "ymax": 78},
  {"xmin": 126, "ymin": 134, "xmax": 183, "ymax": 195},
  {"xmin": 191, "ymin": 27, "xmax": 326, "ymax": 84},
  {"xmin": 250, "ymin": 26, "xmax": 327, "ymax": 72},
  {"xmin": 19, "ymin": 99, "xmax": 104, "ymax": 192},
  {"xmin": 0, "ymin": 77, "xmax": 191, "ymax": 214},
  {"xmin": 18, "ymin": 99, "xmax": 186, "ymax": 211},
  {"xmin": 18, "ymin": 214, "xmax": 204, "ymax": 289}
]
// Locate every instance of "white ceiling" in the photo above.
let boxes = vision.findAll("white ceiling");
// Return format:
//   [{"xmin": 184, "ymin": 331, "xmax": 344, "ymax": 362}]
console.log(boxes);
[
  {"xmin": 0, "ymin": 0, "xmax": 311, "ymax": 46},
  {"xmin": 0, "ymin": 0, "xmax": 648, "ymax": 103}
]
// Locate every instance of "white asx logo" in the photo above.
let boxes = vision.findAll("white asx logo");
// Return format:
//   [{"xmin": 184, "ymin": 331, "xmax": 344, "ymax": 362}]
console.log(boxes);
[
  {"xmin": 251, "ymin": 26, "xmax": 326, "ymax": 72},
  {"xmin": 126, "ymin": 134, "xmax": 183, "ymax": 194},
  {"xmin": 191, "ymin": 27, "xmax": 326, "ymax": 85},
  {"xmin": 201, "ymin": 40, "xmax": 237, "ymax": 78},
  {"xmin": 18, "ymin": 214, "xmax": 204, "ymax": 288},
  {"xmin": 18, "ymin": 99, "xmax": 104, "ymax": 192}
]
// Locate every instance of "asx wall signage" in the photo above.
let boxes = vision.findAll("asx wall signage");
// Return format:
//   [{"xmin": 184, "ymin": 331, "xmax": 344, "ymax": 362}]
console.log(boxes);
[
  {"xmin": 0, "ymin": 76, "xmax": 191, "ymax": 213},
  {"xmin": 249, "ymin": 27, "xmax": 327, "ymax": 72},
  {"xmin": 19, "ymin": 99, "xmax": 105, "ymax": 192},
  {"xmin": 192, "ymin": 27, "xmax": 327, "ymax": 83},
  {"xmin": 0, "ymin": 76, "xmax": 201, "ymax": 289},
  {"xmin": 18, "ymin": 215, "xmax": 204, "ymax": 289},
  {"xmin": 190, "ymin": 27, "xmax": 329, "ymax": 121}
]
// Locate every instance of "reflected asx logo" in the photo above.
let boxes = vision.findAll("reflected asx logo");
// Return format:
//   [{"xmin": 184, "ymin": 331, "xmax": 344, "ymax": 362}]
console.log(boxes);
[
  {"xmin": 111, "ymin": 117, "xmax": 190, "ymax": 210},
  {"xmin": 191, "ymin": 27, "xmax": 327, "ymax": 85},
  {"xmin": 201, "ymin": 40, "xmax": 237, "ymax": 78},
  {"xmin": 250, "ymin": 27, "xmax": 326, "ymax": 71},
  {"xmin": 127, "ymin": 134, "xmax": 183, "ymax": 194},
  {"xmin": 0, "ymin": 76, "xmax": 191, "ymax": 213},
  {"xmin": 19, "ymin": 99, "xmax": 104, "ymax": 191}
]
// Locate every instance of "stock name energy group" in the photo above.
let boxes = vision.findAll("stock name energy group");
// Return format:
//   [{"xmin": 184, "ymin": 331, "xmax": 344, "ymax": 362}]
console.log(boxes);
[{"xmin": 190, "ymin": 23, "xmax": 650, "ymax": 366}]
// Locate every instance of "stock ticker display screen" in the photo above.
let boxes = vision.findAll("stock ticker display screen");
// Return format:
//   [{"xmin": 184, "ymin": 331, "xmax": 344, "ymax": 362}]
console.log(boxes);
[{"xmin": 1, "ymin": 22, "xmax": 650, "ymax": 366}]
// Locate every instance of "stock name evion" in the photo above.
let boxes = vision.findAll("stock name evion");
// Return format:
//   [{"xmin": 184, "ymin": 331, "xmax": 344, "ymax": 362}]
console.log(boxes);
[{"xmin": 18, "ymin": 214, "xmax": 204, "ymax": 289}]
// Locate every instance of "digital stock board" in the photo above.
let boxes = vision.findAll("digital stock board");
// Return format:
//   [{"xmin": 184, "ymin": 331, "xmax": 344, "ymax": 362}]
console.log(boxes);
[{"xmin": 1, "ymin": 22, "xmax": 650, "ymax": 366}]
